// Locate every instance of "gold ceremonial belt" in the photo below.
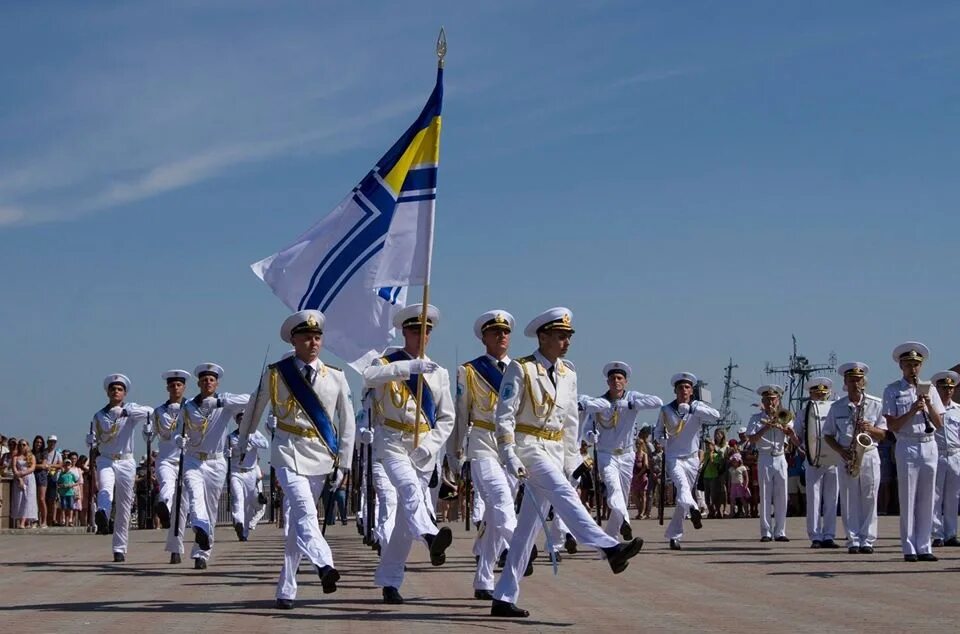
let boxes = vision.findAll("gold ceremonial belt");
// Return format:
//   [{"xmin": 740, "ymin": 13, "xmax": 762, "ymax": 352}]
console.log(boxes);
[
  {"xmin": 277, "ymin": 421, "xmax": 319, "ymax": 439},
  {"xmin": 108, "ymin": 453, "xmax": 133, "ymax": 461},
  {"xmin": 191, "ymin": 452, "xmax": 223, "ymax": 461},
  {"xmin": 383, "ymin": 419, "xmax": 431, "ymax": 435},
  {"xmin": 515, "ymin": 424, "xmax": 563, "ymax": 442},
  {"xmin": 470, "ymin": 420, "xmax": 496, "ymax": 432}
]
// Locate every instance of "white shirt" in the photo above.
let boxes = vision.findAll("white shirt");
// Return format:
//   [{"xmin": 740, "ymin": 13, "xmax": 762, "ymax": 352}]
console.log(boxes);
[
  {"xmin": 229, "ymin": 429, "xmax": 269, "ymax": 470},
  {"xmin": 882, "ymin": 378, "xmax": 946, "ymax": 439},
  {"xmin": 580, "ymin": 390, "xmax": 663, "ymax": 453},
  {"xmin": 654, "ymin": 400, "xmax": 720, "ymax": 459},
  {"xmin": 182, "ymin": 392, "xmax": 249, "ymax": 457},
  {"xmin": 745, "ymin": 411, "xmax": 794, "ymax": 455},
  {"xmin": 91, "ymin": 402, "xmax": 153, "ymax": 458},
  {"xmin": 936, "ymin": 403, "xmax": 960, "ymax": 452},
  {"xmin": 149, "ymin": 400, "xmax": 185, "ymax": 463},
  {"xmin": 822, "ymin": 394, "xmax": 885, "ymax": 449}
]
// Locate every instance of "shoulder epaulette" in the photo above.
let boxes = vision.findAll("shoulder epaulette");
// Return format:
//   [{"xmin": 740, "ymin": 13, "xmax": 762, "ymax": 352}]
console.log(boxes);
[
  {"xmin": 517, "ymin": 355, "xmax": 536, "ymax": 364},
  {"xmin": 326, "ymin": 364, "xmax": 343, "ymax": 373}
]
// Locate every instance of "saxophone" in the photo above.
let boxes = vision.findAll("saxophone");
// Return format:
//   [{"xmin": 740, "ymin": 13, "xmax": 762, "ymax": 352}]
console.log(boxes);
[{"xmin": 846, "ymin": 399, "xmax": 874, "ymax": 478}]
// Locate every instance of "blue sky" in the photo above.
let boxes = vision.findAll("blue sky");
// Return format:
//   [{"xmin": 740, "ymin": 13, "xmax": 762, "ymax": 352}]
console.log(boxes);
[{"xmin": 1, "ymin": 1, "xmax": 958, "ymax": 449}]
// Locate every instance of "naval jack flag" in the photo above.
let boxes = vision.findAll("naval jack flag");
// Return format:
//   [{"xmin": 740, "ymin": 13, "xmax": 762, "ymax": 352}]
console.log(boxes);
[{"xmin": 252, "ymin": 68, "xmax": 443, "ymax": 372}]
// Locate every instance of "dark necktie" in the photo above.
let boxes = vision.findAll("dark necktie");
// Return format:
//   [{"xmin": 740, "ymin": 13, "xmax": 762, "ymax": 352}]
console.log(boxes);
[
  {"xmin": 497, "ymin": 361, "xmax": 506, "ymax": 373},
  {"xmin": 547, "ymin": 365, "xmax": 556, "ymax": 387},
  {"xmin": 303, "ymin": 365, "xmax": 314, "ymax": 384}
]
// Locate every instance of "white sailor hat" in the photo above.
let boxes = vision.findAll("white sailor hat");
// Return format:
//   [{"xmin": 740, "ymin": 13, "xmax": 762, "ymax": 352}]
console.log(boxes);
[
  {"xmin": 738, "ymin": 427, "xmax": 748, "ymax": 434},
  {"xmin": 393, "ymin": 303, "xmax": 440, "ymax": 330},
  {"xmin": 838, "ymin": 361, "xmax": 869, "ymax": 377},
  {"xmin": 194, "ymin": 363, "xmax": 224, "ymax": 379},
  {"xmin": 806, "ymin": 377, "xmax": 833, "ymax": 392},
  {"xmin": 281, "ymin": 310, "xmax": 325, "ymax": 344},
  {"xmin": 932, "ymin": 370, "xmax": 960, "ymax": 387},
  {"xmin": 756, "ymin": 384, "xmax": 784, "ymax": 397},
  {"xmin": 103, "ymin": 373, "xmax": 130, "ymax": 391},
  {"xmin": 473, "ymin": 310, "xmax": 514, "ymax": 340},
  {"xmin": 603, "ymin": 361, "xmax": 631, "ymax": 379},
  {"xmin": 892, "ymin": 341, "xmax": 929, "ymax": 364},
  {"xmin": 670, "ymin": 372, "xmax": 697, "ymax": 387},
  {"xmin": 524, "ymin": 307, "xmax": 575, "ymax": 338},
  {"xmin": 161, "ymin": 369, "xmax": 191, "ymax": 383},
  {"xmin": 281, "ymin": 349, "xmax": 296, "ymax": 360}
]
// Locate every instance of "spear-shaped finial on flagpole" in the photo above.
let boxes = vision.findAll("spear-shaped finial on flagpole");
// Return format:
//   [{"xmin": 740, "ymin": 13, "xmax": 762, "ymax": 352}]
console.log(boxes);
[{"xmin": 436, "ymin": 27, "xmax": 447, "ymax": 69}]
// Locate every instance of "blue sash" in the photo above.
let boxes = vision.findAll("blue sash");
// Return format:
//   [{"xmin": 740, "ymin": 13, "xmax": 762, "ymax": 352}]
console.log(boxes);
[
  {"xmin": 275, "ymin": 357, "xmax": 339, "ymax": 454},
  {"xmin": 465, "ymin": 355, "xmax": 504, "ymax": 393},
  {"xmin": 384, "ymin": 350, "xmax": 436, "ymax": 428}
]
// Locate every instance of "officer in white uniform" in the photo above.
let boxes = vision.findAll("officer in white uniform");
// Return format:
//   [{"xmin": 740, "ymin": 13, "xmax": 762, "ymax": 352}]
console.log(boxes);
[
  {"xmin": 931, "ymin": 371, "xmax": 960, "ymax": 547},
  {"xmin": 823, "ymin": 362, "xmax": 886, "ymax": 554},
  {"xmin": 177, "ymin": 363, "xmax": 249, "ymax": 569},
  {"xmin": 146, "ymin": 370, "xmax": 190, "ymax": 542},
  {"xmin": 228, "ymin": 419, "xmax": 269, "ymax": 541},
  {"xmin": 746, "ymin": 384, "xmax": 798, "ymax": 542},
  {"xmin": 580, "ymin": 361, "xmax": 662, "ymax": 541},
  {"xmin": 654, "ymin": 372, "xmax": 720, "ymax": 550},
  {"xmin": 362, "ymin": 303, "xmax": 455, "ymax": 605},
  {"xmin": 796, "ymin": 377, "xmax": 840, "ymax": 549},
  {"xmin": 240, "ymin": 310, "xmax": 355, "ymax": 609},
  {"xmin": 882, "ymin": 342, "xmax": 945, "ymax": 561},
  {"xmin": 490, "ymin": 307, "xmax": 643, "ymax": 619},
  {"xmin": 85, "ymin": 374, "xmax": 153, "ymax": 562}
]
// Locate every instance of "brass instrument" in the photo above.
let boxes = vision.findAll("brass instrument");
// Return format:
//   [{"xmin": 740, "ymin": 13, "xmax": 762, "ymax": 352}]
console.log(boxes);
[
  {"xmin": 764, "ymin": 409, "xmax": 795, "ymax": 430},
  {"xmin": 846, "ymin": 400, "xmax": 874, "ymax": 478}
]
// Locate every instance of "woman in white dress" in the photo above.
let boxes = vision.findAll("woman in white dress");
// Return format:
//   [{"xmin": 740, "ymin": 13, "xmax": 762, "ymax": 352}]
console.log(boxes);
[{"xmin": 13, "ymin": 440, "xmax": 38, "ymax": 528}]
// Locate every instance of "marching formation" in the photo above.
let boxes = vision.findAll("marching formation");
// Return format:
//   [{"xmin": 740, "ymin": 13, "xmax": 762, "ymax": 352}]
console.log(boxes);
[{"xmin": 84, "ymin": 307, "xmax": 959, "ymax": 617}]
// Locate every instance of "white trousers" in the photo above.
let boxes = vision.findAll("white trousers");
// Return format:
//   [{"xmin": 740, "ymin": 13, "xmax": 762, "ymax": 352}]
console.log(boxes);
[
  {"xmin": 471, "ymin": 457, "xmax": 517, "ymax": 591},
  {"xmin": 805, "ymin": 464, "xmax": 839, "ymax": 541},
  {"xmin": 275, "ymin": 468, "xmax": 335, "ymax": 600},
  {"xmin": 471, "ymin": 487, "xmax": 486, "ymax": 526},
  {"xmin": 156, "ymin": 458, "xmax": 179, "ymax": 511},
  {"xmin": 758, "ymin": 453, "xmax": 788, "ymax": 538},
  {"xmin": 839, "ymin": 450, "xmax": 880, "ymax": 548},
  {"xmin": 164, "ymin": 465, "xmax": 189, "ymax": 555},
  {"xmin": 372, "ymin": 460, "xmax": 397, "ymax": 547},
  {"xmin": 96, "ymin": 458, "xmax": 135, "ymax": 554},
  {"xmin": 230, "ymin": 469, "xmax": 260, "ymax": 537},
  {"xmin": 600, "ymin": 452, "xmax": 635, "ymax": 539},
  {"xmin": 182, "ymin": 456, "xmax": 227, "ymax": 561},
  {"xmin": 665, "ymin": 454, "xmax": 698, "ymax": 541},
  {"xmin": 493, "ymin": 454, "xmax": 619, "ymax": 605},
  {"xmin": 373, "ymin": 454, "xmax": 438, "ymax": 589},
  {"xmin": 933, "ymin": 452, "xmax": 960, "ymax": 540},
  {"xmin": 896, "ymin": 440, "xmax": 937, "ymax": 555}
]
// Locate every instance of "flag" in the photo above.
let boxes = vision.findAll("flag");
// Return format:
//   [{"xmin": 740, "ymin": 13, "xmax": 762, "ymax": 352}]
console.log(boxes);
[{"xmin": 252, "ymin": 67, "xmax": 443, "ymax": 372}]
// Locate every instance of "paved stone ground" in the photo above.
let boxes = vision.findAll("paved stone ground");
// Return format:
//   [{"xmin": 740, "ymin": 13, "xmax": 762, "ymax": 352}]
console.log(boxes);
[{"xmin": 1, "ymin": 515, "xmax": 958, "ymax": 633}]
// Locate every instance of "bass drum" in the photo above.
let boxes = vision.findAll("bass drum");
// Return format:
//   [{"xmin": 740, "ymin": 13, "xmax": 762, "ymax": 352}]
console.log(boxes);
[{"xmin": 804, "ymin": 400, "xmax": 838, "ymax": 468}]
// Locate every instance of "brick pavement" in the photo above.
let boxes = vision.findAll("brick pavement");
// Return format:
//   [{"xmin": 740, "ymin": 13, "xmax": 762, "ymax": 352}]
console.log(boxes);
[{"xmin": 0, "ymin": 516, "xmax": 957, "ymax": 633}]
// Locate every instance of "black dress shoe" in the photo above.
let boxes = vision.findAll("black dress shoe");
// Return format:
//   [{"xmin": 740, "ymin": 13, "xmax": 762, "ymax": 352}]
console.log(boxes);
[
  {"xmin": 194, "ymin": 558, "xmax": 207, "ymax": 570},
  {"xmin": 904, "ymin": 554, "xmax": 919, "ymax": 562},
  {"xmin": 918, "ymin": 553, "xmax": 938, "ymax": 562},
  {"xmin": 491, "ymin": 599, "xmax": 529, "ymax": 618},
  {"xmin": 821, "ymin": 539, "xmax": 839, "ymax": 549},
  {"xmin": 382, "ymin": 586, "xmax": 404, "ymax": 604},
  {"xmin": 859, "ymin": 546, "xmax": 874, "ymax": 554},
  {"xmin": 605, "ymin": 537, "xmax": 644, "ymax": 574},
  {"xmin": 194, "ymin": 527, "xmax": 210, "ymax": 550},
  {"xmin": 775, "ymin": 536, "xmax": 790, "ymax": 542},
  {"xmin": 275, "ymin": 598, "xmax": 295, "ymax": 610},
  {"xmin": 169, "ymin": 553, "xmax": 181, "ymax": 564},
  {"xmin": 427, "ymin": 526, "xmax": 453, "ymax": 566},
  {"xmin": 620, "ymin": 520, "xmax": 633, "ymax": 541},
  {"xmin": 474, "ymin": 589, "xmax": 494, "ymax": 600},
  {"xmin": 669, "ymin": 539, "xmax": 681, "ymax": 551},
  {"xmin": 944, "ymin": 536, "xmax": 960, "ymax": 547},
  {"xmin": 690, "ymin": 507, "xmax": 703, "ymax": 530},
  {"xmin": 524, "ymin": 545, "xmax": 538, "ymax": 577},
  {"xmin": 760, "ymin": 536, "xmax": 773, "ymax": 543},
  {"xmin": 931, "ymin": 538, "xmax": 944, "ymax": 548},
  {"xmin": 564, "ymin": 533, "xmax": 578, "ymax": 554},
  {"xmin": 113, "ymin": 552, "xmax": 125, "ymax": 563},
  {"xmin": 552, "ymin": 551, "xmax": 562, "ymax": 563},
  {"xmin": 848, "ymin": 547, "xmax": 859, "ymax": 554},
  {"xmin": 810, "ymin": 540, "xmax": 822, "ymax": 549},
  {"xmin": 95, "ymin": 510, "xmax": 108, "ymax": 535},
  {"xmin": 318, "ymin": 566, "xmax": 340, "ymax": 594},
  {"xmin": 357, "ymin": 523, "xmax": 365, "ymax": 536},
  {"xmin": 234, "ymin": 522, "xmax": 245, "ymax": 541},
  {"xmin": 155, "ymin": 502, "xmax": 171, "ymax": 529},
  {"xmin": 497, "ymin": 549, "xmax": 508, "ymax": 570}
]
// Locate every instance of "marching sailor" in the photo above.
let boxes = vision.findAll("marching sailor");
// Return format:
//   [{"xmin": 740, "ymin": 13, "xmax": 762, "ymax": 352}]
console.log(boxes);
[
  {"xmin": 358, "ymin": 387, "xmax": 398, "ymax": 556},
  {"xmin": 655, "ymin": 372, "xmax": 720, "ymax": 550},
  {"xmin": 491, "ymin": 308, "xmax": 643, "ymax": 619},
  {"xmin": 823, "ymin": 362, "xmax": 886, "ymax": 554},
  {"xmin": 86, "ymin": 374, "xmax": 152, "ymax": 562},
  {"xmin": 746, "ymin": 384, "xmax": 798, "ymax": 542},
  {"xmin": 883, "ymin": 342, "xmax": 945, "ymax": 561},
  {"xmin": 228, "ymin": 416, "xmax": 270, "ymax": 541},
  {"xmin": 797, "ymin": 377, "xmax": 839, "ymax": 549},
  {"xmin": 178, "ymin": 363, "xmax": 249, "ymax": 569},
  {"xmin": 931, "ymin": 370, "xmax": 960, "ymax": 547},
  {"xmin": 240, "ymin": 310, "xmax": 355, "ymax": 608},
  {"xmin": 362, "ymin": 304, "xmax": 455, "ymax": 605},
  {"xmin": 580, "ymin": 361, "xmax": 662, "ymax": 540},
  {"xmin": 147, "ymin": 370, "xmax": 189, "ymax": 538}
]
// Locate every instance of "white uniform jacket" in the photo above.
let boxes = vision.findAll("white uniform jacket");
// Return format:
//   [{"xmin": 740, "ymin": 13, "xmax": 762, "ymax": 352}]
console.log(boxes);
[
  {"xmin": 580, "ymin": 390, "xmax": 663, "ymax": 454},
  {"xmin": 450, "ymin": 354, "xmax": 511, "ymax": 463},
  {"xmin": 91, "ymin": 402, "xmax": 153, "ymax": 459}
]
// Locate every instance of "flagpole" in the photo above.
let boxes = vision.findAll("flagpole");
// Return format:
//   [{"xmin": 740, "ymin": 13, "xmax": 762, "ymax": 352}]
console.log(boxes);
[{"xmin": 413, "ymin": 27, "xmax": 446, "ymax": 450}]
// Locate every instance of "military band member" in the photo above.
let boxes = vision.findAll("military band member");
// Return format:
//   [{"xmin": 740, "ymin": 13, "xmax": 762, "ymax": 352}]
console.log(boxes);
[
  {"xmin": 85, "ymin": 374, "xmax": 153, "ymax": 562},
  {"xmin": 146, "ymin": 369, "xmax": 190, "ymax": 539},
  {"xmin": 797, "ymin": 377, "xmax": 839, "ymax": 548},
  {"xmin": 491, "ymin": 308, "xmax": 643, "ymax": 619},
  {"xmin": 177, "ymin": 363, "xmax": 249, "ymax": 569},
  {"xmin": 883, "ymin": 342, "xmax": 945, "ymax": 561},
  {"xmin": 449, "ymin": 310, "xmax": 522, "ymax": 600},
  {"xmin": 240, "ymin": 310, "xmax": 355, "ymax": 608},
  {"xmin": 746, "ymin": 384, "xmax": 798, "ymax": 542},
  {"xmin": 823, "ymin": 363, "xmax": 886, "ymax": 554},
  {"xmin": 362, "ymin": 303, "xmax": 455, "ymax": 605},
  {"xmin": 931, "ymin": 371, "xmax": 960, "ymax": 547},
  {"xmin": 580, "ymin": 362, "xmax": 662, "ymax": 541},
  {"xmin": 655, "ymin": 372, "xmax": 720, "ymax": 550},
  {"xmin": 228, "ymin": 417, "xmax": 269, "ymax": 541}
]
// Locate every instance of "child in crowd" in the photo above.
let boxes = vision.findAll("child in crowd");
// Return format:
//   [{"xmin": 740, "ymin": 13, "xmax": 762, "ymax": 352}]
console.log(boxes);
[
  {"xmin": 57, "ymin": 459, "xmax": 79, "ymax": 527},
  {"xmin": 727, "ymin": 453, "xmax": 750, "ymax": 518}
]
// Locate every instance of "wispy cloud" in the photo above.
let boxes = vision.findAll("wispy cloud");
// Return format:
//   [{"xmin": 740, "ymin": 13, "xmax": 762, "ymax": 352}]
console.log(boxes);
[{"xmin": 0, "ymin": 207, "xmax": 25, "ymax": 226}]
